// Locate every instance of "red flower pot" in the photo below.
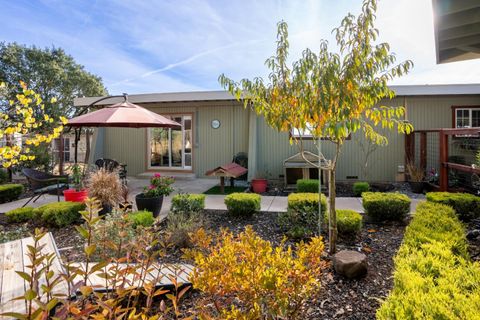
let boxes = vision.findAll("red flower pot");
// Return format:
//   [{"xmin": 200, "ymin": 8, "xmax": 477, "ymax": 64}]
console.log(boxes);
[
  {"xmin": 251, "ymin": 179, "xmax": 268, "ymax": 193},
  {"xmin": 63, "ymin": 189, "xmax": 88, "ymax": 202}
]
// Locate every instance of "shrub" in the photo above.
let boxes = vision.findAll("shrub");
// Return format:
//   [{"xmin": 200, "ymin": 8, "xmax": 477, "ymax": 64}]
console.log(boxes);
[
  {"xmin": 165, "ymin": 212, "xmax": 204, "ymax": 248},
  {"xmin": 353, "ymin": 181, "xmax": 370, "ymax": 197},
  {"xmin": 377, "ymin": 202, "xmax": 480, "ymax": 319},
  {"xmin": 128, "ymin": 210, "xmax": 154, "ymax": 228},
  {"xmin": 426, "ymin": 191, "xmax": 480, "ymax": 221},
  {"xmin": 296, "ymin": 179, "xmax": 319, "ymax": 193},
  {"xmin": 279, "ymin": 193, "xmax": 327, "ymax": 239},
  {"xmin": 325, "ymin": 209, "xmax": 363, "ymax": 235},
  {"xmin": 0, "ymin": 183, "xmax": 24, "ymax": 203},
  {"xmin": 171, "ymin": 193, "xmax": 205, "ymax": 214},
  {"xmin": 224, "ymin": 193, "xmax": 260, "ymax": 216},
  {"xmin": 185, "ymin": 226, "xmax": 324, "ymax": 319},
  {"xmin": 33, "ymin": 201, "xmax": 84, "ymax": 227},
  {"xmin": 5, "ymin": 206, "xmax": 34, "ymax": 223},
  {"xmin": 362, "ymin": 192, "xmax": 410, "ymax": 221},
  {"xmin": 0, "ymin": 169, "xmax": 8, "ymax": 184}
]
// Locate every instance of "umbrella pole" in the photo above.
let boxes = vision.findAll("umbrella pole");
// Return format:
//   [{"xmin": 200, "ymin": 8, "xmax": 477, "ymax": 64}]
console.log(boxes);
[{"xmin": 74, "ymin": 128, "xmax": 80, "ymax": 164}]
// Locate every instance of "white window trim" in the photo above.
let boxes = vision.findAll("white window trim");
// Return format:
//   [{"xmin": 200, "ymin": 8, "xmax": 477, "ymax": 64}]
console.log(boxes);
[{"xmin": 455, "ymin": 107, "xmax": 480, "ymax": 128}]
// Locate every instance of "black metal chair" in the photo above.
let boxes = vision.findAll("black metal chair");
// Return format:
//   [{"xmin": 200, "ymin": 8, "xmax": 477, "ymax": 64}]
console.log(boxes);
[
  {"xmin": 22, "ymin": 168, "xmax": 69, "ymax": 207},
  {"xmin": 233, "ymin": 152, "xmax": 248, "ymax": 180},
  {"xmin": 95, "ymin": 158, "xmax": 127, "ymax": 184}
]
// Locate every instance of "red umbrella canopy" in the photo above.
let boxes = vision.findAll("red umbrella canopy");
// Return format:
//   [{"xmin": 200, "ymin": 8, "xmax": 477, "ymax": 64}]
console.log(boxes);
[{"xmin": 67, "ymin": 101, "xmax": 181, "ymax": 128}]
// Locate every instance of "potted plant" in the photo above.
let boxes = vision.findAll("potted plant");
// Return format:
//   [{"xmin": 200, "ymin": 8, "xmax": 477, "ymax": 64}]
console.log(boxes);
[
  {"xmin": 87, "ymin": 168, "xmax": 123, "ymax": 215},
  {"xmin": 406, "ymin": 162, "xmax": 425, "ymax": 194},
  {"xmin": 63, "ymin": 164, "xmax": 88, "ymax": 202},
  {"xmin": 135, "ymin": 173, "xmax": 174, "ymax": 217}
]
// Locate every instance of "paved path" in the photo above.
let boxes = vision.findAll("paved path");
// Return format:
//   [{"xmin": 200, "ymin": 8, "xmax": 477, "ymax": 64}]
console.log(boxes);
[{"xmin": 0, "ymin": 194, "xmax": 423, "ymax": 216}]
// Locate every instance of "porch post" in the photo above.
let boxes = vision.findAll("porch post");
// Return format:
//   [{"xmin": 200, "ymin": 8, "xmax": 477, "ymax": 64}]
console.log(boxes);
[
  {"xmin": 420, "ymin": 132, "xmax": 427, "ymax": 171},
  {"xmin": 439, "ymin": 131, "xmax": 448, "ymax": 191}
]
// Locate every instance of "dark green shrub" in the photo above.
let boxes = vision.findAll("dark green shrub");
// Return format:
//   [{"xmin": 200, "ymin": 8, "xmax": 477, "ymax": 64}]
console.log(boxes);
[
  {"xmin": 353, "ymin": 182, "xmax": 370, "ymax": 197},
  {"xmin": 377, "ymin": 202, "xmax": 480, "ymax": 319},
  {"xmin": 0, "ymin": 184, "xmax": 24, "ymax": 203},
  {"xmin": 5, "ymin": 206, "xmax": 35, "ymax": 223},
  {"xmin": 171, "ymin": 193, "xmax": 206, "ymax": 214},
  {"xmin": 296, "ymin": 179, "xmax": 319, "ymax": 193},
  {"xmin": 224, "ymin": 193, "xmax": 260, "ymax": 216},
  {"xmin": 426, "ymin": 192, "xmax": 480, "ymax": 221},
  {"xmin": 33, "ymin": 201, "xmax": 85, "ymax": 227},
  {"xmin": 128, "ymin": 210, "xmax": 154, "ymax": 228},
  {"xmin": 279, "ymin": 193, "xmax": 327, "ymax": 239},
  {"xmin": 362, "ymin": 192, "xmax": 410, "ymax": 222},
  {"xmin": 324, "ymin": 209, "xmax": 363, "ymax": 235},
  {"xmin": 0, "ymin": 169, "xmax": 8, "ymax": 184}
]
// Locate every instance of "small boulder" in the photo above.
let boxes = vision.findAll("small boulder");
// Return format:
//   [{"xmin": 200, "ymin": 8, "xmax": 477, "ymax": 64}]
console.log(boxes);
[
  {"xmin": 467, "ymin": 229, "xmax": 480, "ymax": 240},
  {"xmin": 333, "ymin": 250, "xmax": 368, "ymax": 279}
]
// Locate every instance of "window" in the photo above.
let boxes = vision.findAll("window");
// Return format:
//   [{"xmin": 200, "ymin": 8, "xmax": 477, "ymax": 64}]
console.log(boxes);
[
  {"xmin": 455, "ymin": 108, "xmax": 480, "ymax": 128},
  {"xmin": 149, "ymin": 115, "xmax": 192, "ymax": 170},
  {"xmin": 53, "ymin": 138, "xmax": 70, "ymax": 162},
  {"xmin": 291, "ymin": 123, "xmax": 315, "ymax": 139}
]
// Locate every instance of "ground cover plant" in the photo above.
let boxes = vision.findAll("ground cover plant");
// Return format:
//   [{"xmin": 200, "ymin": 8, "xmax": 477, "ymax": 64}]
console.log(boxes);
[
  {"xmin": 377, "ymin": 202, "xmax": 480, "ymax": 319},
  {"xmin": 203, "ymin": 185, "xmax": 246, "ymax": 195}
]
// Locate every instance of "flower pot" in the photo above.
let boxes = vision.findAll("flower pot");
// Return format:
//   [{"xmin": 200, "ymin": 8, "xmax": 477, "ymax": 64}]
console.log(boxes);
[
  {"xmin": 251, "ymin": 179, "xmax": 268, "ymax": 194},
  {"xmin": 135, "ymin": 193, "xmax": 164, "ymax": 217},
  {"xmin": 409, "ymin": 181, "xmax": 424, "ymax": 194},
  {"xmin": 63, "ymin": 189, "xmax": 88, "ymax": 202},
  {"xmin": 99, "ymin": 204, "xmax": 112, "ymax": 216}
]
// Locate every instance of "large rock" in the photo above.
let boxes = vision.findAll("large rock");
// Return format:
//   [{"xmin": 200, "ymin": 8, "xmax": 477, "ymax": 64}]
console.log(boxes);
[{"xmin": 333, "ymin": 250, "xmax": 368, "ymax": 279}]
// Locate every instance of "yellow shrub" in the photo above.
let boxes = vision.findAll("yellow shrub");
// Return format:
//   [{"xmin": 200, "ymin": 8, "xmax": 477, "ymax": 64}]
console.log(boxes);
[{"xmin": 185, "ymin": 226, "xmax": 324, "ymax": 319}]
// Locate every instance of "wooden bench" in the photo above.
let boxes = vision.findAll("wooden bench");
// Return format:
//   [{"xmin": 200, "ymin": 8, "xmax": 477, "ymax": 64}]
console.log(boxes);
[{"xmin": 0, "ymin": 233, "xmax": 193, "ymax": 317}]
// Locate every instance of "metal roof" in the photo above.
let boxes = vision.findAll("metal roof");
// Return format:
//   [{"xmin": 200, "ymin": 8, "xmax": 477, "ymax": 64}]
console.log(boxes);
[{"xmin": 74, "ymin": 84, "xmax": 480, "ymax": 107}]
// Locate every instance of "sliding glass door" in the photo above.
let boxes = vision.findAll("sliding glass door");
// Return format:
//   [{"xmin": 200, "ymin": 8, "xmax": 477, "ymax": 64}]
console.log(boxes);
[{"xmin": 149, "ymin": 115, "xmax": 192, "ymax": 170}]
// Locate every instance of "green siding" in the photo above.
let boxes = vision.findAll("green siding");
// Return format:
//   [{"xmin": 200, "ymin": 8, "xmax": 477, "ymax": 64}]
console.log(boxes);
[{"xmin": 97, "ymin": 94, "xmax": 480, "ymax": 182}]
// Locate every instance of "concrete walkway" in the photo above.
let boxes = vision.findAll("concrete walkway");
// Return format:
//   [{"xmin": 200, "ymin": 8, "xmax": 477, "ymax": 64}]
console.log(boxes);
[{"xmin": 0, "ymin": 193, "xmax": 423, "ymax": 215}]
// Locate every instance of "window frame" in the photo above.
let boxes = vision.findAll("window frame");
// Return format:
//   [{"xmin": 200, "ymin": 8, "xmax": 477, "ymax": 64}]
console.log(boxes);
[{"xmin": 452, "ymin": 106, "xmax": 480, "ymax": 129}]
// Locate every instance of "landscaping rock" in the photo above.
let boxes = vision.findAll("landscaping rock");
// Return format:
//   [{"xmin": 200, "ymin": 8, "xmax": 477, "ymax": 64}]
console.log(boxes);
[
  {"xmin": 467, "ymin": 229, "xmax": 480, "ymax": 240},
  {"xmin": 333, "ymin": 250, "xmax": 368, "ymax": 279}
]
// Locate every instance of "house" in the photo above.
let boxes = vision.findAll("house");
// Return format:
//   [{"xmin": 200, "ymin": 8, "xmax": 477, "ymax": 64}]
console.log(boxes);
[{"xmin": 74, "ymin": 84, "xmax": 480, "ymax": 183}]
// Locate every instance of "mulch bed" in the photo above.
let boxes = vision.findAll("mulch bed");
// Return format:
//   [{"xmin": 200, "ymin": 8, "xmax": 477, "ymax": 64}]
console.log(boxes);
[{"xmin": 0, "ymin": 210, "xmax": 406, "ymax": 319}]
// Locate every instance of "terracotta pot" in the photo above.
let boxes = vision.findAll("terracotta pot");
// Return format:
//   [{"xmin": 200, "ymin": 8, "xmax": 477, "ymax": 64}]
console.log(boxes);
[
  {"xmin": 251, "ymin": 179, "xmax": 268, "ymax": 193},
  {"xmin": 63, "ymin": 189, "xmax": 88, "ymax": 202},
  {"xmin": 135, "ymin": 193, "xmax": 164, "ymax": 217}
]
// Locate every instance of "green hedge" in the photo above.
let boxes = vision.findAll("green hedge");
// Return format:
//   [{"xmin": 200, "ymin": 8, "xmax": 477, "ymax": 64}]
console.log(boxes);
[
  {"xmin": 171, "ymin": 193, "xmax": 206, "ymax": 214},
  {"xmin": 128, "ymin": 210, "xmax": 154, "ymax": 228},
  {"xmin": 353, "ymin": 182, "xmax": 370, "ymax": 197},
  {"xmin": 296, "ymin": 179, "xmax": 319, "ymax": 193},
  {"xmin": 278, "ymin": 193, "xmax": 327, "ymax": 239},
  {"xmin": 324, "ymin": 209, "xmax": 363, "ymax": 235},
  {"xmin": 0, "ymin": 169, "xmax": 8, "ymax": 184},
  {"xmin": 224, "ymin": 193, "xmax": 260, "ymax": 216},
  {"xmin": 362, "ymin": 192, "xmax": 410, "ymax": 222},
  {"xmin": 5, "ymin": 206, "xmax": 34, "ymax": 223},
  {"xmin": 426, "ymin": 192, "xmax": 480, "ymax": 221},
  {"xmin": 33, "ymin": 201, "xmax": 85, "ymax": 227},
  {"xmin": 377, "ymin": 202, "xmax": 480, "ymax": 319},
  {"xmin": 0, "ymin": 184, "xmax": 24, "ymax": 203}
]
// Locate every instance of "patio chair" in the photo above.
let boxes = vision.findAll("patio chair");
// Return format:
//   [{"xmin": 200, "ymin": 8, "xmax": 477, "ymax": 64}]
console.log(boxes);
[
  {"xmin": 95, "ymin": 158, "xmax": 127, "ymax": 184},
  {"xmin": 22, "ymin": 168, "xmax": 69, "ymax": 207}
]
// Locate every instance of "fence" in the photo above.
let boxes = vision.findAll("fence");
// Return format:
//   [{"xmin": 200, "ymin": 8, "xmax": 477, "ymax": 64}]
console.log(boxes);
[{"xmin": 406, "ymin": 128, "xmax": 480, "ymax": 193}]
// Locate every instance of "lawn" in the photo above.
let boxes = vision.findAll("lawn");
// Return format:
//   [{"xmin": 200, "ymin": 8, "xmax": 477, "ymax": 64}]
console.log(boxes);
[{"xmin": 203, "ymin": 185, "xmax": 247, "ymax": 195}]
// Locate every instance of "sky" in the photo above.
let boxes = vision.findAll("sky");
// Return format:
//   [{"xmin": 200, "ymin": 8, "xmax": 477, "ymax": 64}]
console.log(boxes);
[{"xmin": 1, "ymin": 0, "xmax": 480, "ymax": 95}]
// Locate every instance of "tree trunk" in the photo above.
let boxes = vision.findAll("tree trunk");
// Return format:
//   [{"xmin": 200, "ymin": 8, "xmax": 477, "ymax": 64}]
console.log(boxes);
[
  {"xmin": 84, "ymin": 129, "xmax": 91, "ymax": 165},
  {"xmin": 328, "ymin": 169, "xmax": 337, "ymax": 254}
]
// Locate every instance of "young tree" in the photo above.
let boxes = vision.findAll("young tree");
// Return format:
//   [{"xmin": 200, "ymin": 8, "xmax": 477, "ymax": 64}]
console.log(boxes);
[
  {"xmin": 0, "ymin": 81, "xmax": 67, "ymax": 168},
  {"xmin": 219, "ymin": 0, "xmax": 413, "ymax": 253}
]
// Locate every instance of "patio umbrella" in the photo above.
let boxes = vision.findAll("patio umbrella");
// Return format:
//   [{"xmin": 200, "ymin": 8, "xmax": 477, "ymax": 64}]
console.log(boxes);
[
  {"xmin": 65, "ymin": 95, "xmax": 181, "ymax": 164},
  {"xmin": 67, "ymin": 99, "xmax": 181, "ymax": 128}
]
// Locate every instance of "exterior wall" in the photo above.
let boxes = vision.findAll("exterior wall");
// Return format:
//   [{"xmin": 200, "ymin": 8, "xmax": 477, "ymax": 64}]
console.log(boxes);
[
  {"xmin": 100, "ymin": 101, "xmax": 249, "ymax": 176},
  {"xmin": 96, "ymin": 94, "xmax": 480, "ymax": 182}
]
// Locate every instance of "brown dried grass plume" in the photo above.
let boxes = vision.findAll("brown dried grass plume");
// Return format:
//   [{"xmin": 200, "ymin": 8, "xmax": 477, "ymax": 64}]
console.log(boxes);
[{"xmin": 87, "ymin": 168, "xmax": 123, "ymax": 206}]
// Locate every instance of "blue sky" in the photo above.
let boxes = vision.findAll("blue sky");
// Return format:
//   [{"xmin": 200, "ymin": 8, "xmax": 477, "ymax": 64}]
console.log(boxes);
[{"xmin": 2, "ymin": 0, "xmax": 480, "ymax": 95}]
